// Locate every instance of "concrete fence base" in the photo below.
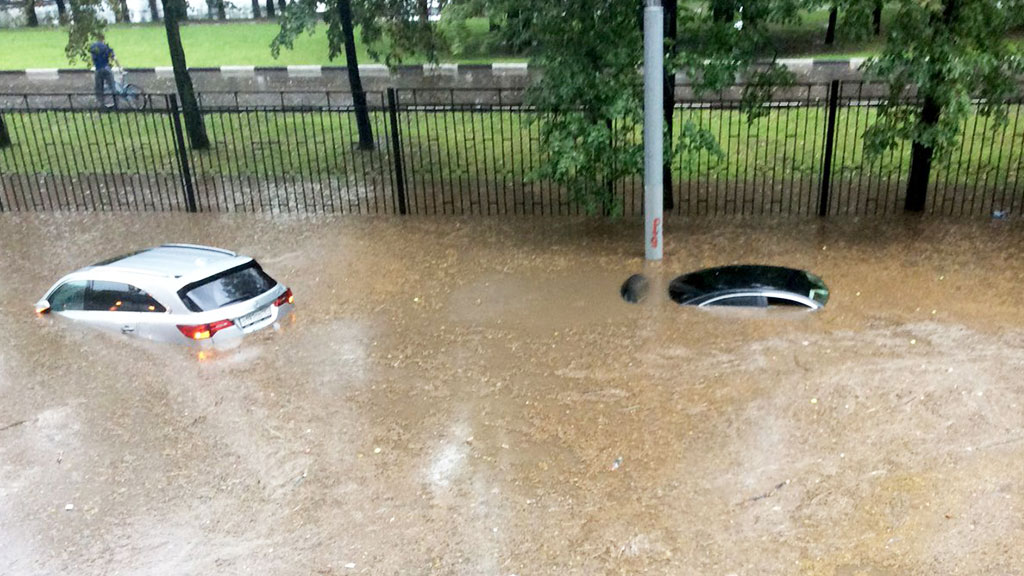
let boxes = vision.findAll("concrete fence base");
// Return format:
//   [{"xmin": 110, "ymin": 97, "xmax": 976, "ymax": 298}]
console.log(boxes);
[{"xmin": 0, "ymin": 60, "xmax": 869, "ymax": 95}]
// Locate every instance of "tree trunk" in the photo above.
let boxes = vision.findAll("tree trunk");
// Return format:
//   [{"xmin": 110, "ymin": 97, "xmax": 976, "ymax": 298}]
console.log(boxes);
[
  {"xmin": 417, "ymin": 0, "xmax": 429, "ymax": 21},
  {"xmin": 872, "ymin": 1, "xmax": 883, "ymax": 35},
  {"xmin": 662, "ymin": 0, "xmax": 678, "ymax": 211},
  {"xmin": 119, "ymin": 0, "xmax": 130, "ymax": 22},
  {"xmin": 217, "ymin": 0, "xmax": 226, "ymax": 19},
  {"xmin": 711, "ymin": 0, "xmax": 735, "ymax": 23},
  {"xmin": 825, "ymin": 5, "xmax": 837, "ymax": 44},
  {"xmin": 251, "ymin": 0, "xmax": 261, "ymax": 18},
  {"xmin": 905, "ymin": 0, "xmax": 958, "ymax": 212},
  {"xmin": 54, "ymin": 0, "xmax": 68, "ymax": 24},
  {"xmin": 277, "ymin": 0, "xmax": 286, "ymax": 14},
  {"xmin": 339, "ymin": 0, "xmax": 375, "ymax": 150},
  {"xmin": 148, "ymin": 0, "xmax": 161, "ymax": 21},
  {"xmin": 905, "ymin": 95, "xmax": 941, "ymax": 212},
  {"xmin": 24, "ymin": 0, "xmax": 38, "ymax": 27},
  {"xmin": 162, "ymin": 0, "xmax": 210, "ymax": 149},
  {"xmin": 505, "ymin": 7, "xmax": 532, "ymax": 52},
  {"xmin": 111, "ymin": 0, "xmax": 129, "ymax": 23},
  {"xmin": 265, "ymin": 0, "xmax": 275, "ymax": 17},
  {"xmin": 0, "ymin": 113, "xmax": 11, "ymax": 149}
]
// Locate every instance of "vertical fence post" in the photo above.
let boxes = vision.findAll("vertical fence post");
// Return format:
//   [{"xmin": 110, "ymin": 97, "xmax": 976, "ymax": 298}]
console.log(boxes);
[
  {"xmin": 387, "ymin": 88, "xmax": 408, "ymax": 215},
  {"xmin": 0, "ymin": 111, "xmax": 10, "ymax": 148},
  {"xmin": 605, "ymin": 118, "xmax": 614, "ymax": 216},
  {"xmin": 0, "ymin": 110, "xmax": 8, "ymax": 212},
  {"xmin": 818, "ymin": 80, "xmax": 841, "ymax": 217},
  {"xmin": 168, "ymin": 94, "xmax": 198, "ymax": 213}
]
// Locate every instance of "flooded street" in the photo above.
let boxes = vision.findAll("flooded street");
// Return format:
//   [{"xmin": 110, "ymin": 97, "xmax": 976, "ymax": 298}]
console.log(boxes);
[{"xmin": 1, "ymin": 214, "xmax": 1023, "ymax": 575}]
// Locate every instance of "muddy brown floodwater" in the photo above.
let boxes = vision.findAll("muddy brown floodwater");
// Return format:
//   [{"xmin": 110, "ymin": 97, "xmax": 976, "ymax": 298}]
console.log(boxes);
[{"xmin": 1, "ymin": 214, "xmax": 1023, "ymax": 575}]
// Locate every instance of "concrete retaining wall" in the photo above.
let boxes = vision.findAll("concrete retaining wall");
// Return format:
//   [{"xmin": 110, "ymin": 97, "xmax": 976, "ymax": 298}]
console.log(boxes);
[{"xmin": 0, "ymin": 60, "xmax": 870, "ymax": 97}]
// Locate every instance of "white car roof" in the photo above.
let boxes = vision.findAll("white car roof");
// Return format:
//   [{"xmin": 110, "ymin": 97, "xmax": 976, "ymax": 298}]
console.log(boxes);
[{"xmin": 54, "ymin": 244, "xmax": 253, "ymax": 293}]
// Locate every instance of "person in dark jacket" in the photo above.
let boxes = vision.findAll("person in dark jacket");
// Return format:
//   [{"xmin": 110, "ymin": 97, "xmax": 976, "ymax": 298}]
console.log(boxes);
[{"xmin": 89, "ymin": 34, "xmax": 120, "ymax": 108}]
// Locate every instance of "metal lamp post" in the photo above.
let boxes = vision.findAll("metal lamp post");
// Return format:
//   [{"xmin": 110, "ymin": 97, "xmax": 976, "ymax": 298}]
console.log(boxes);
[{"xmin": 643, "ymin": 0, "xmax": 664, "ymax": 261}]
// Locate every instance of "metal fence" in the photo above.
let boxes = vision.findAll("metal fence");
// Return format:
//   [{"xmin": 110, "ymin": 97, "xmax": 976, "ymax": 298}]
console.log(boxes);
[{"xmin": 1, "ymin": 83, "xmax": 1022, "ymax": 217}]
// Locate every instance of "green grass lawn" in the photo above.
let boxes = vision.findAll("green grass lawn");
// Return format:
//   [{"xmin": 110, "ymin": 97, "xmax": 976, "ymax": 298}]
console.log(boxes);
[
  {"xmin": 2, "ymin": 105, "xmax": 1019, "ymax": 184},
  {"xmin": 2, "ymin": 104, "xmax": 1020, "ymax": 214},
  {"xmin": 0, "ymin": 8, "xmax": 941, "ymax": 70},
  {"xmin": 0, "ymin": 18, "xmax": 518, "ymax": 70},
  {"xmin": 2, "ymin": 10, "xmax": 1022, "ymax": 70}
]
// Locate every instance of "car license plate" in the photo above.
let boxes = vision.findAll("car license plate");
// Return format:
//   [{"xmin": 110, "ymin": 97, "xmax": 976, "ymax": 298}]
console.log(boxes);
[{"xmin": 238, "ymin": 306, "xmax": 272, "ymax": 329}]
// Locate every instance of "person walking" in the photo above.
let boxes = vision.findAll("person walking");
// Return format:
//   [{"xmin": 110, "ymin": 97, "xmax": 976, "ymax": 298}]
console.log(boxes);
[{"xmin": 89, "ymin": 33, "xmax": 120, "ymax": 109}]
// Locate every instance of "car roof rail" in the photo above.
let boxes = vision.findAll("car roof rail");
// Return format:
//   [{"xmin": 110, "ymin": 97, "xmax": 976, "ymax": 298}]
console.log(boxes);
[{"xmin": 158, "ymin": 243, "xmax": 238, "ymax": 257}]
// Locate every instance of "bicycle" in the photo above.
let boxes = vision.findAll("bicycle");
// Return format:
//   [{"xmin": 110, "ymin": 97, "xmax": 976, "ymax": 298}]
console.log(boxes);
[{"xmin": 107, "ymin": 68, "xmax": 147, "ymax": 111}]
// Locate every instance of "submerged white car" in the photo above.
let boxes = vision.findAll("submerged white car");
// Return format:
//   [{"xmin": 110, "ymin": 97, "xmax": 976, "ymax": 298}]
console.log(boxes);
[{"xmin": 36, "ymin": 244, "xmax": 294, "ymax": 345}]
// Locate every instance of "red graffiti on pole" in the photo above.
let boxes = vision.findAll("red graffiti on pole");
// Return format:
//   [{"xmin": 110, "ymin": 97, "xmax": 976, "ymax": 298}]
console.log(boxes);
[{"xmin": 650, "ymin": 217, "xmax": 661, "ymax": 249}]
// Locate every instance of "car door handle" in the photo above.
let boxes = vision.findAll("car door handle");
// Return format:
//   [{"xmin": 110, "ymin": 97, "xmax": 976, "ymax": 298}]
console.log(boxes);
[{"xmin": 121, "ymin": 325, "xmax": 136, "ymax": 334}]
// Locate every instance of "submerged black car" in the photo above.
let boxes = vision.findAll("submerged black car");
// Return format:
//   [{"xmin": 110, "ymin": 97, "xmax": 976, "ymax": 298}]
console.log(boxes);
[{"xmin": 669, "ymin": 265, "xmax": 829, "ymax": 309}]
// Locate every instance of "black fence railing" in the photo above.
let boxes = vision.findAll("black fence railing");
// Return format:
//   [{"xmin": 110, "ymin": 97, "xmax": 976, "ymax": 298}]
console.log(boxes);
[{"xmin": 1, "ymin": 84, "xmax": 1022, "ymax": 217}]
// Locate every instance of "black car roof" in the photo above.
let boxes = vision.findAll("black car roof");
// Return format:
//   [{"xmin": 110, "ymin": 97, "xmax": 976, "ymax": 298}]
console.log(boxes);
[{"xmin": 669, "ymin": 265, "xmax": 823, "ymax": 301}]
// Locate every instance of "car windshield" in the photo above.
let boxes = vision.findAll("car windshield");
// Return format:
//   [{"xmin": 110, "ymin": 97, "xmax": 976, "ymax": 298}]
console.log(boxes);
[{"xmin": 179, "ymin": 262, "xmax": 277, "ymax": 312}]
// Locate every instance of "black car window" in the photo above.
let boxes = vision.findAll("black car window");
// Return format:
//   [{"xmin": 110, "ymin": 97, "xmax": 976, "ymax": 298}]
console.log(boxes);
[
  {"xmin": 85, "ymin": 281, "xmax": 166, "ymax": 312},
  {"xmin": 123, "ymin": 285, "xmax": 167, "ymax": 312},
  {"xmin": 179, "ymin": 262, "xmax": 277, "ymax": 312},
  {"xmin": 707, "ymin": 295, "xmax": 767, "ymax": 307},
  {"xmin": 85, "ymin": 281, "xmax": 131, "ymax": 312},
  {"xmin": 49, "ymin": 281, "xmax": 87, "ymax": 311}
]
